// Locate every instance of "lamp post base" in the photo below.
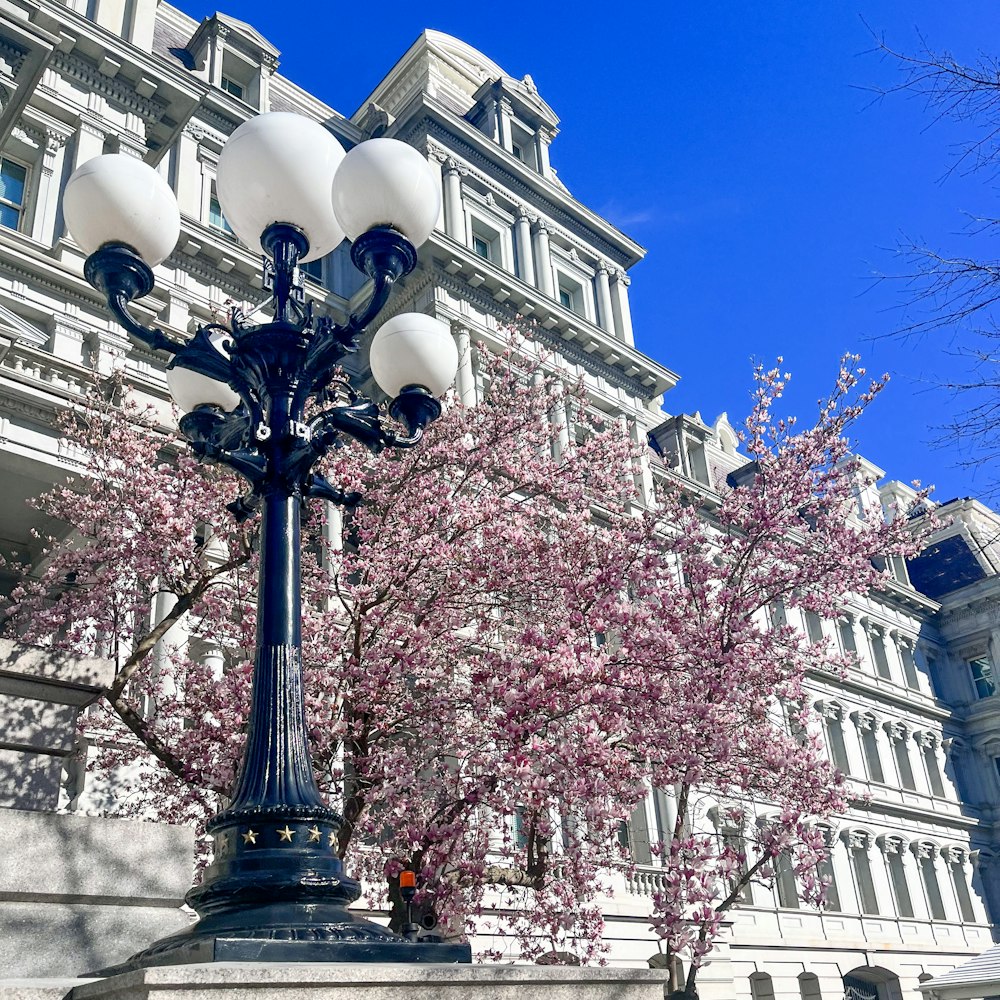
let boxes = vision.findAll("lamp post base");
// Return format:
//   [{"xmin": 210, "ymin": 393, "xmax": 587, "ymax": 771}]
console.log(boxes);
[{"xmin": 88, "ymin": 902, "xmax": 471, "ymax": 976}]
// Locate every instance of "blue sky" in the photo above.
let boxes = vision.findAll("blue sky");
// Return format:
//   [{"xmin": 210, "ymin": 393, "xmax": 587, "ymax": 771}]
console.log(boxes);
[{"xmin": 186, "ymin": 1, "xmax": 1000, "ymax": 502}]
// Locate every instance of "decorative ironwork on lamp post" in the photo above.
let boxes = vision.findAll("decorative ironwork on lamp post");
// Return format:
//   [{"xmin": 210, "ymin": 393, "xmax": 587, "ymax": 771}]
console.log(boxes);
[{"xmin": 62, "ymin": 112, "xmax": 469, "ymax": 971}]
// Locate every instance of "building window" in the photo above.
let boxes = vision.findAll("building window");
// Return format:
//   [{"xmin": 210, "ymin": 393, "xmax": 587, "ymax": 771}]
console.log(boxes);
[
  {"xmin": 722, "ymin": 830, "xmax": 752, "ymax": 904},
  {"xmin": 871, "ymin": 630, "xmax": 892, "ymax": 680},
  {"xmin": 891, "ymin": 728, "xmax": 917, "ymax": 791},
  {"xmin": 804, "ymin": 611, "xmax": 824, "ymax": 644},
  {"xmin": 0, "ymin": 156, "xmax": 27, "ymax": 231},
  {"xmin": 849, "ymin": 836, "xmax": 879, "ymax": 915},
  {"xmin": 817, "ymin": 829, "xmax": 841, "ymax": 911},
  {"xmin": 209, "ymin": 187, "xmax": 233, "ymax": 234},
  {"xmin": 884, "ymin": 839, "xmax": 914, "ymax": 917},
  {"xmin": 220, "ymin": 74, "xmax": 244, "ymax": 99},
  {"xmin": 774, "ymin": 850, "xmax": 799, "ymax": 909},
  {"xmin": 556, "ymin": 274, "xmax": 585, "ymax": 315},
  {"xmin": 750, "ymin": 973, "xmax": 776, "ymax": 1000},
  {"xmin": 798, "ymin": 973, "xmax": 822, "ymax": 1000},
  {"xmin": 300, "ymin": 256, "xmax": 324, "ymax": 284},
  {"xmin": 839, "ymin": 618, "xmax": 857, "ymax": 655},
  {"xmin": 858, "ymin": 717, "xmax": 884, "ymax": 783},
  {"xmin": 918, "ymin": 848, "xmax": 947, "ymax": 920},
  {"xmin": 969, "ymin": 655, "xmax": 996, "ymax": 699},
  {"xmin": 924, "ymin": 740, "xmax": 946, "ymax": 797},
  {"xmin": 949, "ymin": 856, "xmax": 976, "ymax": 922},
  {"xmin": 900, "ymin": 644, "xmax": 920, "ymax": 689},
  {"xmin": 823, "ymin": 709, "xmax": 851, "ymax": 775},
  {"xmin": 470, "ymin": 218, "xmax": 501, "ymax": 264}
]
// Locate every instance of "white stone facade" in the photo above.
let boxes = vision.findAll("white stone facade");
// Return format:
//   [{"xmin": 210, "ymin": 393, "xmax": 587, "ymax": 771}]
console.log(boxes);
[{"xmin": 0, "ymin": 2, "xmax": 996, "ymax": 997}]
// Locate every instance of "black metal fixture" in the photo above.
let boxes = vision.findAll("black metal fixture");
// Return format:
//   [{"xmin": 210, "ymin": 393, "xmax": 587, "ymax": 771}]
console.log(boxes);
[{"xmin": 62, "ymin": 112, "xmax": 467, "ymax": 971}]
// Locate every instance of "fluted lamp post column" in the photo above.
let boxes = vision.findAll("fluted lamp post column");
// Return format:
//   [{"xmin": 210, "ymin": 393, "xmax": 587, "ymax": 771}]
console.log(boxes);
[{"xmin": 61, "ymin": 112, "xmax": 467, "ymax": 972}]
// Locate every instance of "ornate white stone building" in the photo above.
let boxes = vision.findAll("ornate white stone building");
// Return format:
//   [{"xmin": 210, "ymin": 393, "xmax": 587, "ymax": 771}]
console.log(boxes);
[{"xmin": 0, "ymin": 2, "xmax": 997, "ymax": 998}]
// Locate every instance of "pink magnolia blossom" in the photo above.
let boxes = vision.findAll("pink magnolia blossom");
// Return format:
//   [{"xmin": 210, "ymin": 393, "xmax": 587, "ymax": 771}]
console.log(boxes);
[{"xmin": 3, "ymin": 345, "xmax": 931, "ymax": 982}]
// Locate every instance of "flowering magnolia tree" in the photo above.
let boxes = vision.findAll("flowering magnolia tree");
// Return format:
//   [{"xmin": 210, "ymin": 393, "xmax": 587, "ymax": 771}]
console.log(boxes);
[{"xmin": 3, "ymin": 343, "xmax": 929, "ymax": 985}]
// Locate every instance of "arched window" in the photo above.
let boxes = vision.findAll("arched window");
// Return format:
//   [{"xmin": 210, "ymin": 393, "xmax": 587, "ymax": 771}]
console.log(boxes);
[
  {"xmin": 798, "ymin": 972, "xmax": 822, "ymax": 1000},
  {"xmin": 915, "ymin": 842, "xmax": 947, "ymax": 920},
  {"xmin": 774, "ymin": 850, "xmax": 800, "ymax": 909},
  {"xmin": 880, "ymin": 835, "xmax": 914, "ymax": 918},
  {"xmin": 918, "ymin": 733, "xmax": 946, "ymax": 798},
  {"xmin": 816, "ymin": 825, "xmax": 841, "ymax": 911},
  {"xmin": 855, "ymin": 713, "xmax": 884, "ymax": 783},
  {"xmin": 888, "ymin": 723, "xmax": 916, "ymax": 791},
  {"xmin": 750, "ymin": 972, "xmax": 776, "ymax": 1000},
  {"xmin": 945, "ymin": 847, "xmax": 977, "ymax": 922},
  {"xmin": 846, "ymin": 830, "xmax": 879, "ymax": 915},
  {"xmin": 817, "ymin": 701, "xmax": 851, "ymax": 775}
]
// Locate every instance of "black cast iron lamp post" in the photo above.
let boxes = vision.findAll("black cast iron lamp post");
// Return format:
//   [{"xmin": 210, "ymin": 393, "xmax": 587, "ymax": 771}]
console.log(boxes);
[{"xmin": 61, "ymin": 111, "xmax": 467, "ymax": 970}]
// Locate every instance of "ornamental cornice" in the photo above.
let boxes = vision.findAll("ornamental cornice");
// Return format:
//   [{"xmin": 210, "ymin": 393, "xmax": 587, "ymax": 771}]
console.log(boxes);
[
  {"xmin": 51, "ymin": 50, "xmax": 168, "ymax": 124},
  {"xmin": 0, "ymin": 387, "xmax": 63, "ymax": 425},
  {"xmin": 162, "ymin": 251, "xmax": 260, "ymax": 305},
  {"xmin": 404, "ymin": 116, "xmax": 636, "ymax": 267},
  {"xmin": 0, "ymin": 255, "xmax": 101, "ymax": 312},
  {"xmin": 195, "ymin": 104, "xmax": 242, "ymax": 139},
  {"xmin": 0, "ymin": 39, "xmax": 27, "ymax": 78},
  {"xmin": 428, "ymin": 265, "xmax": 656, "ymax": 400}
]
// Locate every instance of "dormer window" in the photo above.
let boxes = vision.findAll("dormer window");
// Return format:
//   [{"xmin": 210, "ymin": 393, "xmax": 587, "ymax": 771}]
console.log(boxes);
[
  {"xmin": 467, "ymin": 77, "xmax": 558, "ymax": 179},
  {"xmin": 220, "ymin": 75, "xmax": 244, "ymax": 100},
  {"xmin": 185, "ymin": 13, "xmax": 280, "ymax": 113}
]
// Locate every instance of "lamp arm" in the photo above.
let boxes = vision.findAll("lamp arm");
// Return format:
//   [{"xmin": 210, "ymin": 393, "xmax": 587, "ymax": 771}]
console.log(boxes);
[
  {"xmin": 299, "ymin": 269, "xmax": 394, "ymax": 401},
  {"xmin": 107, "ymin": 289, "xmax": 182, "ymax": 355},
  {"xmin": 305, "ymin": 473, "xmax": 361, "ymax": 508}
]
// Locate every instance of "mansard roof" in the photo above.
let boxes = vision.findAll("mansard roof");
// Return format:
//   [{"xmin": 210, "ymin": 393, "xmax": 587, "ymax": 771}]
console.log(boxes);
[{"xmin": 355, "ymin": 29, "xmax": 558, "ymax": 128}]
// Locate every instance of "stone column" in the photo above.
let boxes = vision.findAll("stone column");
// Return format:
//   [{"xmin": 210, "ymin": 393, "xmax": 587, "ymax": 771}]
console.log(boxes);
[
  {"xmin": 532, "ymin": 220, "xmax": 554, "ymax": 298},
  {"xmin": 514, "ymin": 208, "xmax": 534, "ymax": 285},
  {"xmin": 610, "ymin": 269, "xmax": 635, "ymax": 346},
  {"xmin": 594, "ymin": 262, "xmax": 615, "ymax": 334},
  {"xmin": 452, "ymin": 322, "xmax": 476, "ymax": 406},
  {"xmin": 442, "ymin": 159, "xmax": 465, "ymax": 242}
]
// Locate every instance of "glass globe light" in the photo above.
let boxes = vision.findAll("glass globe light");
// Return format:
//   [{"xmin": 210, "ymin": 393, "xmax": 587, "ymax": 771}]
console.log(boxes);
[
  {"xmin": 62, "ymin": 154, "xmax": 180, "ymax": 266},
  {"xmin": 216, "ymin": 112, "xmax": 346, "ymax": 263},
  {"xmin": 166, "ymin": 331, "xmax": 241, "ymax": 413},
  {"xmin": 369, "ymin": 313, "xmax": 458, "ymax": 398},
  {"xmin": 332, "ymin": 138, "xmax": 440, "ymax": 247}
]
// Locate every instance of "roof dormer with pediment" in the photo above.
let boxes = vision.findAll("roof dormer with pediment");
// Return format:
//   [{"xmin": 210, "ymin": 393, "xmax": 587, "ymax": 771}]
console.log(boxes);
[{"xmin": 184, "ymin": 12, "xmax": 280, "ymax": 110}]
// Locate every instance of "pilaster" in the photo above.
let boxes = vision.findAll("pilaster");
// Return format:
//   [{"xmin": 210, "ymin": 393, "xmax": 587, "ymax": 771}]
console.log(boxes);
[
  {"xmin": 451, "ymin": 322, "xmax": 476, "ymax": 406},
  {"xmin": 610, "ymin": 269, "xmax": 634, "ymax": 346},
  {"xmin": 514, "ymin": 208, "xmax": 534, "ymax": 285},
  {"xmin": 532, "ymin": 220, "xmax": 554, "ymax": 298},
  {"xmin": 594, "ymin": 262, "xmax": 614, "ymax": 334},
  {"xmin": 442, "ymin": 158, "xmax": 466, "ymax": 242}
]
